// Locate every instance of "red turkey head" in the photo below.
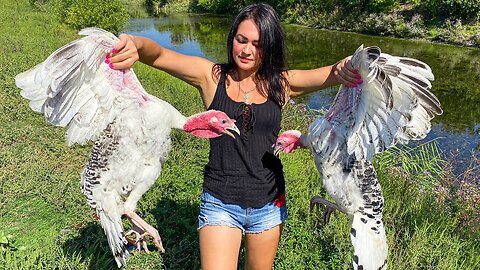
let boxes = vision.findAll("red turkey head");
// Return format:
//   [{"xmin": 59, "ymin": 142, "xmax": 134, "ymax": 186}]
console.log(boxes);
[{"xmin": 183, "ymin": 110, "xmax": 240, "ymax": 139}]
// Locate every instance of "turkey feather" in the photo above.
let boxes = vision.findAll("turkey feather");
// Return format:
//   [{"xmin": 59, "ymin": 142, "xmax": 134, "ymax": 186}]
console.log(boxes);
[
  {"xmin": 277, "ymin": 45, "xmax": 443, "ymax": 270},
  {"xmin": 16, "ymin": 27, "xmax": 240, "ymax": 268},
  {"xmin": 321, "ymin": 45, "xmax": 441, "ymax": 269}
]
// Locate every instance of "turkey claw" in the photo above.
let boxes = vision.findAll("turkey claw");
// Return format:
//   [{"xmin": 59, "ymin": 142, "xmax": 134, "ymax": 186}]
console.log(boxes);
[
  {"xmin": 125, "ymin": 230, "xmax": 144, "ymax": 252},
  {"xmin": 310, "ymin": 195, "xmax": 339, "ymax": 224},
  {"xmin": 125, "ymin": 230, "xmax": 153, "ymax": 253}
]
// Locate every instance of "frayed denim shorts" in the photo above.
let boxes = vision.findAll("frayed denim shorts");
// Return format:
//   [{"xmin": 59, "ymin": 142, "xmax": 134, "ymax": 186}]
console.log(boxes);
[{"xmin": 198, "ymin": 191, "xmax": 288, "ymax": 234}]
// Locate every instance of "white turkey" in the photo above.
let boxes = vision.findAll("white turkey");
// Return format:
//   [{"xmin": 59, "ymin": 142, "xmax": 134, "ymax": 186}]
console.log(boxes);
[
  {"xmin": 15, "ymin": 27, "xmax": 240, "ymax": 268},
  {"xmin": 273, "ymin": 45, "xmax": 443, "ymax": 270}
]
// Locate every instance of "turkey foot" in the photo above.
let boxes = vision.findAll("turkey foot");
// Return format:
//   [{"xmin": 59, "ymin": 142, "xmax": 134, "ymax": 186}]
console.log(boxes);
[
  {"xmin": 124, "ymin": 211, "xmax": 165, "ymax": 253},
  {"xmin": 310, "ymin": 196, "xmax": 339, "ymax": 224},
  {"xmin": 125, "ymin": 225, "xmax": 149, "ymax": 252}
]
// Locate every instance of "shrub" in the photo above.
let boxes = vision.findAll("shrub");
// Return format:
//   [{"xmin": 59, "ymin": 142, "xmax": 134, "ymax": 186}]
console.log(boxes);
[
  {"xmin": 361, "ymin": 12, "xmax": 427, "ymax": 37},
  {"xmin": 59, "ymin": 0, "xmax": 128, "ymax": 33},
  {"xmin": 418, "ymin": 0, "xmax": 480, "ymax": 22},
  {"xmin": 196, "ymin": 0, "xmax": 239, "ymax": 13},
  {"xmin": 473, "ymin": 32, "xmax": 480, "ymax": 47},
  {"xmin": 434, "ymin": 19, "xmax": 468, "ymax": 44},
  {"xmin": 403, "ymin": 14, "xmax": 427, "ymax": 38},
  {"xmin": 362, "ymin": 13, "xmax": 406, "ymax": 36},
  {"xmin": 50, "ymin": 0, "xmax": 74, "ymax": 22},
  {"xmin": 339, "ymin": 0, "xmax": 400, "ymax": 15},
  {"xmin": 162, "ymin": 0, "xmax": 192, "ymax": 14}
]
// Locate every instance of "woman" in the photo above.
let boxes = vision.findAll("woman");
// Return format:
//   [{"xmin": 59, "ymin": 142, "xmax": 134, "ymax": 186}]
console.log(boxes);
[{"xmin": 108, "ymin": 3, "xmax": 361, "ymax": 269}]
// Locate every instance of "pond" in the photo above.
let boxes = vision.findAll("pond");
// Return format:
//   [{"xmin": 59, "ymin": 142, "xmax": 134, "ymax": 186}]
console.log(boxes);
[{"xmin": 123, "ymin": 15, "xmax": 480, "ymax": 176}]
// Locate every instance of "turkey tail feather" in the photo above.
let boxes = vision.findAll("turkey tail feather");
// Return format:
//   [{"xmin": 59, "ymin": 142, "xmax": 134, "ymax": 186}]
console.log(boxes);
[
  {"xmin": 349, "ymin": 160, "xmax": 388, "ymax": 270},
  {"xmin": 97, "ymin": 210, "xmax": 129, "ymax": 268},
  {"xmin": 351, "ymin": 212, "xmax": 388, "ymax": 270}
]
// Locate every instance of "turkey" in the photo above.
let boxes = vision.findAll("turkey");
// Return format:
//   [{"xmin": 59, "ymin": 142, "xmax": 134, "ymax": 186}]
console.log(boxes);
[
  {"xmin": 273, "ymin": 45, "xmax": 442, "ymax": 270},
  {"xmin": 15, "ymin": 27, "xmax": 240, "ymax": 268}
]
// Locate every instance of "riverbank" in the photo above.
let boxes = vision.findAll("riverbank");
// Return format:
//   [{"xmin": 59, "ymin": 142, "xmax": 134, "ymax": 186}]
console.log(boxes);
[
  {"xmin": 294, "ymin": 4, "xmax": 480, "ymax": 48},
  {"xmin": 153, "ymin": 0, "xmax": 480, "ymax": 48},
  {"xmin": 1, "ymin": 0, "xmax": 479, "ymax": 269}
]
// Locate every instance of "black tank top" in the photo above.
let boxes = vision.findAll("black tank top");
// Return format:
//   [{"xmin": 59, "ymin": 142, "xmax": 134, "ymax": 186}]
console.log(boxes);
[{"xmin": 203, "ymin": 71, "xmax": 285, "ymax": 208}]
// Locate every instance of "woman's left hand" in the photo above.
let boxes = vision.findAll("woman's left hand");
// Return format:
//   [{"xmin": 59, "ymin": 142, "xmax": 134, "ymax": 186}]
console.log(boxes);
[{"xmin": 332, "ymin": 56, "xmax": 362, "ymax": 88}]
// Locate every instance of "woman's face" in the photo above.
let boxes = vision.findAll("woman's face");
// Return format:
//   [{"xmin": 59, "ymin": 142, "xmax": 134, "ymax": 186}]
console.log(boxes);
[{"xmin": 232, "ymin": 19, "xmax": 262, "ymax": 73}]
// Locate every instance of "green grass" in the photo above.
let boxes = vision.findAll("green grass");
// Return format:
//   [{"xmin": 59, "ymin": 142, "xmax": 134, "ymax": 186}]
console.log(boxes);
[{"xmin": 1, "ymin": 0, "xmax": 479, "ymax": 269}]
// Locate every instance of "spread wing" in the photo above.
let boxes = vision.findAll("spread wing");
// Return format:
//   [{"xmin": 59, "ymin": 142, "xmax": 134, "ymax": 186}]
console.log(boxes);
[
  {"xmin": 324, "ymin": 45, "xmax": 443, "ymax": 162},
  {"xmin": 15, "ymin": 27, "xmax": 150, "ymax": 146}
]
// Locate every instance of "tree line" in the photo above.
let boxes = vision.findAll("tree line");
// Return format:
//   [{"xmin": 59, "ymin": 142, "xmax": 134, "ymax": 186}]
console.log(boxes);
[{"xmin": 152, "ymin": 0, "xmax": 480, "ymax": 22}]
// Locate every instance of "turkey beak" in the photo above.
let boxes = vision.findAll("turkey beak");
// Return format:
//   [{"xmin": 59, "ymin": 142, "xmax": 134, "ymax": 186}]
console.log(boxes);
[
  {"xmin": 225, "ymin": 124, "xmax": 240, "ymax": 139},
  {"xmin": 273, "ymin": 143, "xmax": 281, "ymax": 156}
]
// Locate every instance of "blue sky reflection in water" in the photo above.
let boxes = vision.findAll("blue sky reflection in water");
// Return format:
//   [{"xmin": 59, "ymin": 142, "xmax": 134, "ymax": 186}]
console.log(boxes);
[
  {"xmin": 126, "ymin": 18, "xmax": 207, "ymax": 59},
  {"xmin": 123, "ymin": 15, "xmax": 480, "ymax": 176}
]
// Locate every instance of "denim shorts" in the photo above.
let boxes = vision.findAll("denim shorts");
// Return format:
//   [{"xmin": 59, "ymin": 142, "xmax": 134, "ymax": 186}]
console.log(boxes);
[{"xmin": 198, "ymin": 191, "xmax": 288, "ymax": 234}]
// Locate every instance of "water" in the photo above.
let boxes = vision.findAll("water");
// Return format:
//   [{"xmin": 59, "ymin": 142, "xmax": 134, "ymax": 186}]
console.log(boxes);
[{"xmin": 123, "ymin": 15, "xmax": 480, "ymax": 176}]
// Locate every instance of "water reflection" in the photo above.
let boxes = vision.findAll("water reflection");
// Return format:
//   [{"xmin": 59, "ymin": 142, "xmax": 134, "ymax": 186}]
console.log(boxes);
[
  {"xmin": 123, "ymin": 15, "xmax": 480, "ymax": 174},
  {"xmin": 126, "ymin": 16, "xmax": 230, "ymax": 62}
]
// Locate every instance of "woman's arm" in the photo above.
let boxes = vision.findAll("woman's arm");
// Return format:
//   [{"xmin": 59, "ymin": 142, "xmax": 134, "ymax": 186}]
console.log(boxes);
[
  {"xmin": 286, "ymin": 57, "xmax": 361, "ymax": 98},
  {"xmin": 108, "ymin": 34, "xmax": 216, "ymax": 92}
]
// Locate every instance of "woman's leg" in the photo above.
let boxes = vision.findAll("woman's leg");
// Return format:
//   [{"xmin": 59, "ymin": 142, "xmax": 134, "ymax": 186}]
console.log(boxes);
[
  {"xmin": 244, "ymin": 224, "xmax": 283, "ymax": 270},
  {"xmin": 199, "ymin": 225, "xmax": 243, "ymax": 270}
]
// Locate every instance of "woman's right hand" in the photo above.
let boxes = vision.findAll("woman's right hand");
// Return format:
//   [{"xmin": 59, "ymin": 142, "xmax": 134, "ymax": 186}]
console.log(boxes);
[{"xmin": 107, "ymin": 34, "xmax": 140, "ymax": 70}]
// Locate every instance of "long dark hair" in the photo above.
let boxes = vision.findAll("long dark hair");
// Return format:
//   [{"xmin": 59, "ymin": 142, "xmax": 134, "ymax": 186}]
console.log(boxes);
[{"xmin": 214, "ymin": 3, "xmax": 288, "ymax": 107}]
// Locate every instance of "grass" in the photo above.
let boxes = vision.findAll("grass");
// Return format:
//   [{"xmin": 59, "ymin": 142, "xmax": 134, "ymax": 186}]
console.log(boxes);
[{"xmin": 1, "ymin": 0, "xmax": 480, "ymax": 269}]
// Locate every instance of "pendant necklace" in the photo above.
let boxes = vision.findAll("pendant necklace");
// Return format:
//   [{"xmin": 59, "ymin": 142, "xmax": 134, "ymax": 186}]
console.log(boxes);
[{"xmin": 236, "ymin": 71, "xmax": 256, "ymax": 104}]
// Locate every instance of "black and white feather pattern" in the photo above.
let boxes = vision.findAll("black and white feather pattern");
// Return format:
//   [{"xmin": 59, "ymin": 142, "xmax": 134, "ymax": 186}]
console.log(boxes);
[
  {"xmin": 307, "ymin": 45, "xmax": 442, "ymax": 270},
  {"xmin": 15, "ymin": 28, "xmax": 188, "ymax": 267}
]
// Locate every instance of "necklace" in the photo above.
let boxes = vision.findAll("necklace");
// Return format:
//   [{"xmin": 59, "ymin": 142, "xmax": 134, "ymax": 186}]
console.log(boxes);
[{"xmin": 235, "ymin": 71, "xmax": 256, "ymax": 104}]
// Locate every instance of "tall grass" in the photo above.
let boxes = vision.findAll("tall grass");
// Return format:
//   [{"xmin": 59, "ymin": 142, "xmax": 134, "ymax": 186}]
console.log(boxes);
[{"xmin": 1, "ymin": 0, "xmax": 479, "ymax": 269}]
